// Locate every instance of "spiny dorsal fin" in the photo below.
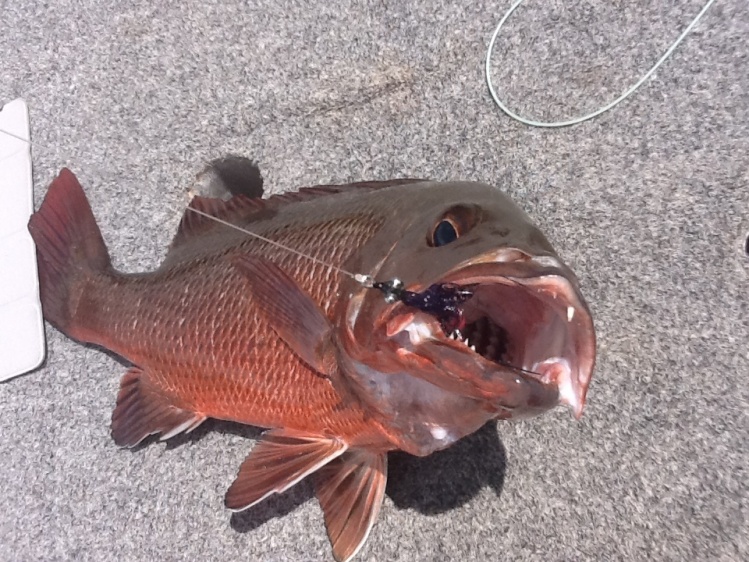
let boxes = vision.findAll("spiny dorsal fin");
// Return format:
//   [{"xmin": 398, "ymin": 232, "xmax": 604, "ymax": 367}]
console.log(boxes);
[
  {"xmin": 224, "ymin": 429, "xmax": 347, "ymax": 512},
  {"xmin": 170, "ymin": 178, "xmax": 426, "ymax": 251},
  {"xmin": 170, "ymin": 194, "xmax": 263, "ymax": 250},
  {"xmin": 111, "ymin": 367, "xmax": 206, "ymax": 447},
  {"xmin": 315, "ymin": 450, "xmax": 388, "ymax": 562}
]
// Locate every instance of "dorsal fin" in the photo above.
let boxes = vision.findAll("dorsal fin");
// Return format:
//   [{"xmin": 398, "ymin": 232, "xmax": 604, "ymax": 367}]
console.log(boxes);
[
  {"xmin": 193, "ymin": 156, "xmax": 264, "ymax": 199},
  {"xmin": 170, "ymin": 194, "xmax": 264, "ymax": 249},
  {"xmin": 169, "ymin": 178, "xmax": 426, "ymax": 251}
]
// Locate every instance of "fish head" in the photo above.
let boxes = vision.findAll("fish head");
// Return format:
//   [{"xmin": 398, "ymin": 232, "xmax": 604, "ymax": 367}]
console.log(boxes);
[{"xmin": 337, "ymin": 181, "xmax": 596, "ymax": 421}]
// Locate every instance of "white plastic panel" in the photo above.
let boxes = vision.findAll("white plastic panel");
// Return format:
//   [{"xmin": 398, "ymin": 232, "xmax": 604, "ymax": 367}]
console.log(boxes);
[{"xmin": 0, "ymin": 99, "xmax": 45, "ymax": 381}]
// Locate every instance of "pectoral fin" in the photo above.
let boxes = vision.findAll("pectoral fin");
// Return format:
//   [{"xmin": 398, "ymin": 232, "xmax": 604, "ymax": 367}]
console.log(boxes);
[
  {"xmin": 233, "ymin": 255, "xmax": 337, "ymax": 376},
  {"xmin": 224, "ymin": 429, "xmax": 347, "ymax": 511},
  {"xmin": 315, "ymin": 450, "xmax": 388, "ymax": 562}
]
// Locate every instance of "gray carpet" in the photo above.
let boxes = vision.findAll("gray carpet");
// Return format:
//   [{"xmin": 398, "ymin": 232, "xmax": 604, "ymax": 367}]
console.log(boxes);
[{"xmin": 1, "ymin": 1, "xmax": 747, "ymax": 560}]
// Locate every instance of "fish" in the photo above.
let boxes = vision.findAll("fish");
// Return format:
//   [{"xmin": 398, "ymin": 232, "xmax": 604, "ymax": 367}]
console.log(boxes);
[{"xmin": 27, "ymin": 158, "xmax": 596, "ymax": 562}]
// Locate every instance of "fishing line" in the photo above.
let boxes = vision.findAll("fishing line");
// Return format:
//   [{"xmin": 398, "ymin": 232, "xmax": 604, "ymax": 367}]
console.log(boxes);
[
  {"xmin": 184, "ymin": 206, "xmax": 546, "ymax": 379},
  {"xmin": 1, "ymin": 126, "xmax": 546, "ymax": 379},
  {"xmin": 0, "ymin": 122, "xmax": 375, "ymax": 289},
  {"xmin": 485, "ymin": 0, "xmax": 717, "ymax": 127},
  {"xmin": 184, "ymin": 205, "xmax": 375, "ymax": 287},
  {"xmin": 0, "ymin": 127, "xmax": 30, "ymax": 146},
  {"xmin": 0, "ymin": 125, "xmax": 370, "ymax": 286},
  {"xmin": 0, "ymin": 126, "xmax": 379, "ymax": 288}
]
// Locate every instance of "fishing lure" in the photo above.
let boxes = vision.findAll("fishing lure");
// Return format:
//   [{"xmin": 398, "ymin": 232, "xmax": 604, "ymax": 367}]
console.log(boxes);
[
  {"xmin": 185, "ymin": 205, "xmax": 475, "ymax": 334},
  {"xmin": 371, "ymin": 279, "xmax": 474, "ymax": 335}
]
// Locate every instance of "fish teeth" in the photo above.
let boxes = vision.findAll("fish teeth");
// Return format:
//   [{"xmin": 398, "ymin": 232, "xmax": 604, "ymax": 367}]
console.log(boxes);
[
  {"xmin": 470, "ymin": 344, "xmax": 477, "ymax": 352},
  {"xmin": 449, "ymin": 330, "xmax": 474, "ymax": 345}
]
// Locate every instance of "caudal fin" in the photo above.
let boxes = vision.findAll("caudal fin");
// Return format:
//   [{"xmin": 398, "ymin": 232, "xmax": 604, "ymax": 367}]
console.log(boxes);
[{"xmin": 27, "ymin": 168, "xmax": 111, "ymax": 333}]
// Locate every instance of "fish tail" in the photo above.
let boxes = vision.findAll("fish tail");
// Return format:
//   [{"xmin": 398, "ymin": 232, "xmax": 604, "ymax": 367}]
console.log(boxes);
[{"xmin": 27, "ymin": 168, "xmax": 111, "ymax": 334}]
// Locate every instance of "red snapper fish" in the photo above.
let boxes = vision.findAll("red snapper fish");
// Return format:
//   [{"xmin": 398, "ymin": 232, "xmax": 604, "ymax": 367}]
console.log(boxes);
[{"xmin": 28, "ymin": 159, "xmax": 596, "ymax": 562}]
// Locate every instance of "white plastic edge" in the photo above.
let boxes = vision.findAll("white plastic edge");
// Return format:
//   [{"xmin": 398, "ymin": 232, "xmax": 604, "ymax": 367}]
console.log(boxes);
[{"xmin": 0, "ymin": 99, "xmax": 46, "ymax": 381}]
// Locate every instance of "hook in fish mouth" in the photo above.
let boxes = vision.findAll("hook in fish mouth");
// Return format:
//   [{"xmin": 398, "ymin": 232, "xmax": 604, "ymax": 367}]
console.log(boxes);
[{"xmin": 386, "ymin": 251, "xmax": 596, "ymax": 418}]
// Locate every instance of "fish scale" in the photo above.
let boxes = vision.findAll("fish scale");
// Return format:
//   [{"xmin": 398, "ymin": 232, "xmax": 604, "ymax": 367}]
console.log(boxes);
[{"xmin": 69, "ymin": 211, "xmax": 389, "ymax": 445}]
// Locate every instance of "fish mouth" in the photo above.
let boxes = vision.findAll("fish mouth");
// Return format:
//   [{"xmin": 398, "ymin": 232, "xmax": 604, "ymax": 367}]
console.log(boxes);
[{"xmin": 389, "ymin": 251, "xmax": 596, "ymax": 418}]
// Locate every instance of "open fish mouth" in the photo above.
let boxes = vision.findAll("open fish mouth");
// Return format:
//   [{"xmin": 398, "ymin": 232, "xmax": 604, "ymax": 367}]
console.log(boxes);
[{"xmin": 389, "ymin": 252, "xmax": 596, "ymax": 418}]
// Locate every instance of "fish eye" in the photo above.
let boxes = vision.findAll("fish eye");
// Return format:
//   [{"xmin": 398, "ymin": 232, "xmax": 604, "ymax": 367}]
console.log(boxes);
[
  {"xmin": 432, "ymin": 219, "xmax": 459, "ymax": 247},
  {"xmin": 428, "ymin": 205, "xmax": 481, "ymax": 248}
]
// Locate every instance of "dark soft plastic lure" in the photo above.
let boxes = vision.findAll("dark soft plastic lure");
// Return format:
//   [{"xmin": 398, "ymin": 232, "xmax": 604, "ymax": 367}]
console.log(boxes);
[{"xmin": 373, "ymin": 280, "xmax": 475, "ymax": 335}]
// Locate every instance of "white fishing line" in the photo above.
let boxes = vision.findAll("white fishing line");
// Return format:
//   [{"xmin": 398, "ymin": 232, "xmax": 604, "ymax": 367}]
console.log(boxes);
[
  {"xmin": 3, "ymin": 128, "xmax": 546, "ymax": 377},
  {"xmin": 485, "ymin": 0, "xmax": 718, "ymax": 127},
  {"xmin": 183, "ymin": 205, "xmax": 375, "ymax": 286},
  {"xmin": 0, "ymin": 128, "xmax": 375, "ymax": 289},
  {"xmin": 0, "ymin": 126, "xmax": 376, "ymax": 288},
  {"xmin": 0, "ymin": 122, "xmax": 376, "ymax": 288},
  {"xmin": 0, "ymin": 127, "xmax": 30, "ymax": 145},
  {"xmin": 0, "ymin": 118, "xmax": 376, "ymax": 287}
]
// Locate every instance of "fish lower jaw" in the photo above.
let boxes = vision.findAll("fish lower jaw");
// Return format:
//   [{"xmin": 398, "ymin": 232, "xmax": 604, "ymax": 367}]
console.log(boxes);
[{"xmin": 531, "ymin": 357, "xmax": 582, "ymax": 418}]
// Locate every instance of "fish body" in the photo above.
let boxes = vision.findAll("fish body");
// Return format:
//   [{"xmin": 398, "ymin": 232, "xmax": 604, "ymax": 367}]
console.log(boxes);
[{"xmin": 28, "ymin": 163, "xmax": 595, "ymax": 561}]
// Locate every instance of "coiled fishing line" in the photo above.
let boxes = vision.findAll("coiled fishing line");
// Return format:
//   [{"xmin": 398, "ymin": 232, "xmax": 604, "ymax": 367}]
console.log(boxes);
[{"xmin": 485, "ymin": 0, "xmax": 718, "ymax": 127}]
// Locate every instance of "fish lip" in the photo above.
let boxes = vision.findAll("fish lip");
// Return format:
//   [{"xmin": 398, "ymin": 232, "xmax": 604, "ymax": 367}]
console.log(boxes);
[{"xmin": 429, "ymin": 250, "xmax": 596, "ymax": 418}]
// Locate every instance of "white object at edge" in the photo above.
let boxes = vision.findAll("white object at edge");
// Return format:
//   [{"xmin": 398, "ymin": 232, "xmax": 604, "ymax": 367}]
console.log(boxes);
[{"xmin": 0, "ymin": 99, "xmax": 46, "ymax": 381}]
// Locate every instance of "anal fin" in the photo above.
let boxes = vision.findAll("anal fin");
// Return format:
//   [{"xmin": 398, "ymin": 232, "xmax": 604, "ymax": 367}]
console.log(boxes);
[
  {"xmin": 225, "ymin": 429, "xmax": 347, "ymax": 511},
  {"xmin": 315, "ymin": 450, "xmax": 388, "ymax": 562},
  {"xmin": 111, "ymin": 367, "xmax": 206, "ymax": 447}
]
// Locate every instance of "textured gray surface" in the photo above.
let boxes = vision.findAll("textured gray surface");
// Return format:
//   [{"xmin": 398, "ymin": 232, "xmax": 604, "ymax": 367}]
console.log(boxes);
[{"xmin": 1, "ymin": 1, "xmax": 747, "ymax": 560}]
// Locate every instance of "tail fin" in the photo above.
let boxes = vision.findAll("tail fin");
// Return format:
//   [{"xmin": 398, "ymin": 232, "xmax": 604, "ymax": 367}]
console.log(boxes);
[{"xmin": 27, "ymin": 168, "xmax": 111, "ymax": 333}]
